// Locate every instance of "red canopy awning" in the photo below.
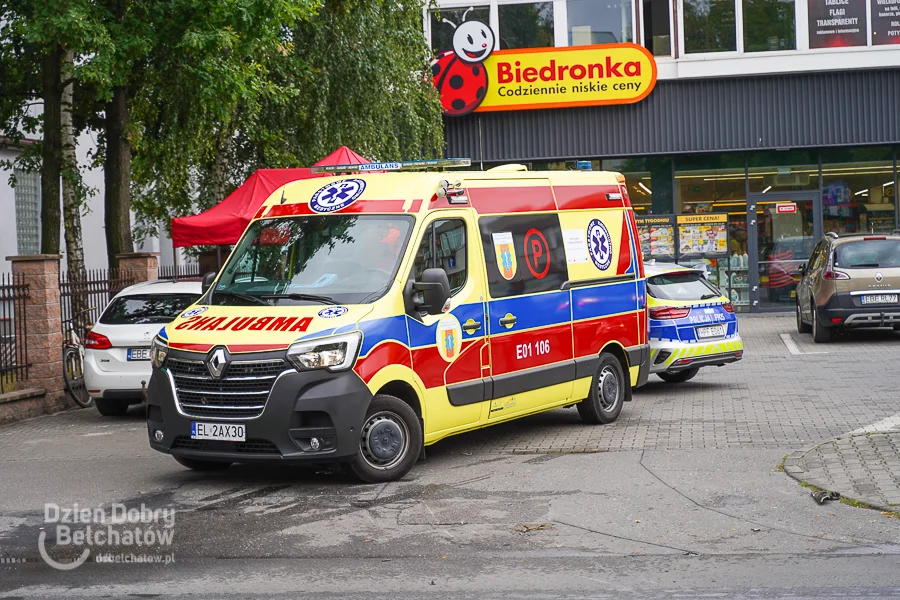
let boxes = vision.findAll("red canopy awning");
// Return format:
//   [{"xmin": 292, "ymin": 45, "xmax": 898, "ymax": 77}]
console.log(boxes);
[{"xmin": 171, "ymin": 146, "xmax": 369, "ymax": 248}]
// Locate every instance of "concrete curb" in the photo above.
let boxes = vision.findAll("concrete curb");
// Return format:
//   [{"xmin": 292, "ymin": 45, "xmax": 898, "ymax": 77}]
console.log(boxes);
[{"xmin": 782, "ymin": 431, "xmax": 900, "ymax": 513}]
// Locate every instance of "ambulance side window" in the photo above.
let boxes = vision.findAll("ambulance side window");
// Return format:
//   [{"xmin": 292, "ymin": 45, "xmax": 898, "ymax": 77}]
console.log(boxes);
[
  {"xmin": 412, "ymin": 219, "xmax": 468, "ymax": 296},
  {"xmin": 479, "ymin": 214, "xmax": 567, "ymax": 298}
]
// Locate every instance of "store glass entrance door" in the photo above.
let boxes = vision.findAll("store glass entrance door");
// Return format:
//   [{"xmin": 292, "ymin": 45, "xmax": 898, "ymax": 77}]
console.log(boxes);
[{"xmin": 749, "ymin": 191, "xmax": 819, "ymax": 310}]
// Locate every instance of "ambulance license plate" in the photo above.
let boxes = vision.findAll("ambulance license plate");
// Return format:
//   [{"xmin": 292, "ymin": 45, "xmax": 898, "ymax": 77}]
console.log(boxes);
[
  {"xmin": 191, "ymin": 422, "xmax": 246, "ymax": 442},
  {"xmin": 861, "ymin": 294, "xmax": 898, "ymax": 305},
  {"xmin": 127, "ymin": 348, "xmax": 151, "ymax": 361},
  {"xmin": 697, "ymin": 325, "xmax": 725, "ymax": 339}
]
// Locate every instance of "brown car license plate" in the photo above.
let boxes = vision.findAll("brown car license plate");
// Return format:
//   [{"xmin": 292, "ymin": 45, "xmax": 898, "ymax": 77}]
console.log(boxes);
[{"xmin": 861, "ymin": 294, "xmax": 899, "ymax": 305}]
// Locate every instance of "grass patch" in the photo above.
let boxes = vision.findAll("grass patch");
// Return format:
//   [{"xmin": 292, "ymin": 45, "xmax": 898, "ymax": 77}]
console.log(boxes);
[{"xmin": 795, "ymin": 480, "xmax": 900, "ymax": 518}]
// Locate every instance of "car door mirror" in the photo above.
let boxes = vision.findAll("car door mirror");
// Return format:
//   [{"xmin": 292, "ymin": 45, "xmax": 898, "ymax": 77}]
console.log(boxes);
[
  {"xmin": 413, "ymin": 268, "xmax": 451, "ymax": 315},
  {"xmin": 201, "ymin": 271, "xmax": 217, "ymax": 295},
  {"xmin": 797, "ymin": 264, "xmax": 807, "ymax": 276}
]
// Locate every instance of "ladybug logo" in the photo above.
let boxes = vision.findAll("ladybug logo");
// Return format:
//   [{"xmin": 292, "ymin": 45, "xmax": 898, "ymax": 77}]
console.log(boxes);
[{"xmin": 431, "ymin": 11, "xmax": 495, "ymax": 116}]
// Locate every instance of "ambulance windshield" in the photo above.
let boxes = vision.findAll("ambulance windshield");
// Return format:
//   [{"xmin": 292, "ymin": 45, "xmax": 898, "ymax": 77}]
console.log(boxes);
[{"xmin": 212, "ymin": 215, "xmax": 414, "ymax": 306}]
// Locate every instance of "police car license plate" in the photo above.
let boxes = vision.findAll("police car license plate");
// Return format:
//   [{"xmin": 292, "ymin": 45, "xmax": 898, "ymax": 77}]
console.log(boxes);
[
  {"xmin": 697, "ymin": 325, "xmax": 725, "ymax": 339},
  {"xmin": 127, "ymin": 348, "xmax": 151, "ymax": 361},
  {"xmin": 191, "ymin": 422, "xmax": 246, "ymax": 442},
  {"xmin": 861, "ymin": 294, "xmax": 898, "ymax": 305}
]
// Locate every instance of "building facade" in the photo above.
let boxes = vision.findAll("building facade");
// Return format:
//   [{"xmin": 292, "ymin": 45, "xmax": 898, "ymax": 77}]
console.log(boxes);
[{"xmin": 429, "ymin": 0, "xmax": 900, "ymax": 312}]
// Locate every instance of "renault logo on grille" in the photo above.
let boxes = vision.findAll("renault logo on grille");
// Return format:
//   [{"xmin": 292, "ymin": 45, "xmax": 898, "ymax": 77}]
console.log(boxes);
[
  {"xmin": 207, "ymin": 348, "xmax": 227, "ymax": 379},
  {"xmin": 876, "ymin": 272, "xmax": 884, "ymax": 283}
]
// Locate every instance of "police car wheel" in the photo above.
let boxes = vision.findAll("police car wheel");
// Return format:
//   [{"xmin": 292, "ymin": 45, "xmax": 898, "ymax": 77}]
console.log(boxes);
[
  {"xmin": 658, "ymin": 368, "xmax": 699, "ymax": 383},
  {"xmin": 345, "ymin": 394, "xmax": 423, "ymax": 484},
  {"xmin": 576, "ymin": 354, "xmax": 624, "ymax": 425},
  {"xmin": 173, "ymin": 456, "xmax": 232, "ymax": 471}
]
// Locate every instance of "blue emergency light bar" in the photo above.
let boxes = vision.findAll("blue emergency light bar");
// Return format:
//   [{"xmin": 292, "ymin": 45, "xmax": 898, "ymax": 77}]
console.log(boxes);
[{"xmin": 309, "ymin": 158, "xmax": 471, "ymax": 174}]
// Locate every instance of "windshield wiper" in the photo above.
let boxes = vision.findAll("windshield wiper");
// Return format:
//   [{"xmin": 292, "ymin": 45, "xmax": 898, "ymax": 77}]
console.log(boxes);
[
  {"xmin": 700, "ymin": 293, "xmax": 720, "ymax": 300},
  {"xmin": 848, "ymin": 263, "xmax": 879, "ymax": 268},
  {"xmin": 213, "ymin": 289, "xmax": 270, "ymax": 306},
  {"xmin": 261, "ymin": 293, "xmax": 337, "ymax": 305}
]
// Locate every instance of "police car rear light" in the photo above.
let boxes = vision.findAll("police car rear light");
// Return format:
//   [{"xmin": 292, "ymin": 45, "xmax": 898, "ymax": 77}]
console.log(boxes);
[
  {"xmin": 722, "ymin": 302, "xmax": 734, "ymax": 313},
  {"xmin": 675, "ymin": 358, "xmax": 692, "ymax": 365},
  {"xmin": 649, "ymin": 306, "xmax": 691, "ymax": 320}
]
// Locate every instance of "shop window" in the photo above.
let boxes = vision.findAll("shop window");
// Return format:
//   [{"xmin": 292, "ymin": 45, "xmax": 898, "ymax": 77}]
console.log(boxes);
[
  {"xmin": 430, "ymin": 6, "xmax": 491, "ymax": 55},
  {"xmin": 498, "ymin": 2, "xmax": 554, "ymax": 49},
  {"xmin": 682, "ymin": 0, "xmax": 737, "ymax": 53},
  {"xmin": 604, "ymin": 157, "xmax": 673, "ymax": 215},
  {"xmin": 413, "ymin": 219, "xmax": 469, "ymax": 295},
  {"xmin": 642, "ymin": 0, "xmax": 672, "ymax": 55},
  {"xmin": 743, "ymin": 0, "xmax": 795, "ymax": 52},
  {"xmin": 872, "ymin": 0, "xmax": 900, "ymax": 45},
  {"xmin": 567, "ymin": 0, "xmax": 633, "ymax": 45},
  {"xmin": 820, "ymin": 147, "xmax": 896, "ymax": 235},
  {"xmin": 746, "ymin": 150, "xmax": 819, "ymax": 193}
]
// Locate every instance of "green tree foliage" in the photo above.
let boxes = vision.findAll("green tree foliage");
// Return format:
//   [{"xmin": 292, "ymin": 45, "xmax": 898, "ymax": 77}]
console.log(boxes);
[{"xmin": 131, "ymin": 0, "xmax": 445, "ymax": 236}]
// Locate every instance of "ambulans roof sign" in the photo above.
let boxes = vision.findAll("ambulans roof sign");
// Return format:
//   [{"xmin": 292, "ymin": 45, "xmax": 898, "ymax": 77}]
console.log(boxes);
[{"xmin": 431, "ymin": 18, "xmax": 657, "ymax": 116}]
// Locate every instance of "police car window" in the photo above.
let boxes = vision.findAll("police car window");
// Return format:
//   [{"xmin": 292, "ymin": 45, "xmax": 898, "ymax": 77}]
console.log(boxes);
[
  {"xmin": 479, "ymin": 214, "xmax": 566, "ymax": 298},
  {"xmin": 647, "ymin": 272, "xmax": 721, "ymax": 301},
  {"xmin": 412, "ymin": 219, "xmax": 468, "ymax": 295}
]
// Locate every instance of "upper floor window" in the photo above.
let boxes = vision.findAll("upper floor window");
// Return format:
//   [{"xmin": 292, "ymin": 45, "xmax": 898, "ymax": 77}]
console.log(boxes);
[
  {"xmin": 498, "ymin": 2, "xmax": 554, "ymax": 49},
  {"xmin": 743, "ymin": 0, "xmax": 796, "ymax": 51},
  {"xmin": 643, "ymin": 0, "xmax": 673, "ymax": 55},
  {"xmin": 430, "ymin": 6, "xmax": 491, "ymax": 55},
  {"xmin": 808, "ymin": 0, "xmax": 867, "ymax": 48},
  {"xmin": 683, "ymin": 0, "xmax": 737, "ymax": 53},
  {"xmin": 567, "ymin": 0, "xmax": 633, "ymax": 45}
]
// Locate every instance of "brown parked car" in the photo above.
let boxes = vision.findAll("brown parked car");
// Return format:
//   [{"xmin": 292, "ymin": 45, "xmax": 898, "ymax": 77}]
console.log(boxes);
[{"xmin": 796, "ymin": 231, "xmax": 900, "ymax": 343}]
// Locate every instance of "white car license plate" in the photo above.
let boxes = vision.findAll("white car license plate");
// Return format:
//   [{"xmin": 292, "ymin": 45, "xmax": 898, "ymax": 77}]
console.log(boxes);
[
  {"xmin": 127, "ymin": 348, "xmax": 151, "ymax": 361},
  {"xmin": 861, "ymin": 294, "xmax": 898, "ymax": 305},
  {"xmin": 697, "ymin": 325, "xmax": 725, "ymax": 338},
  {"xmin": 191, "ymin": 422, "xmax": 246, "ymax": 442}
]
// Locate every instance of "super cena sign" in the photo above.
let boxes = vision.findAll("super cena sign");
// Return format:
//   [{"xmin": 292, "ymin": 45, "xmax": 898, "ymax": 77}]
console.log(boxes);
[{"xmin": 431, "ymin": 14, "xmax": 657, "ymax": 116}]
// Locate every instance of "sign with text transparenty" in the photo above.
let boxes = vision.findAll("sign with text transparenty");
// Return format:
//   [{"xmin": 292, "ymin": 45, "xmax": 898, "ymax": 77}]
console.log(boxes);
[{"xmin": 431, "ymin": 18, "xmax": 657, "ymax": 116}]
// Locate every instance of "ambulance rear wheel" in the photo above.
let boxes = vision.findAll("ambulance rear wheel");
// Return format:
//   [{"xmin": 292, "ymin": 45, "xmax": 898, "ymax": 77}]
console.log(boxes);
[
  {"xmin": 658, "ymin": 368, "xmax": 699, "ymax": 383},
  {"xmin": 576, "ymin": 353, "xmax": 624, "ymax": 425},
  {"xmin": 345, "ymin": 394, "xmax": 422, "ymax": 484}
]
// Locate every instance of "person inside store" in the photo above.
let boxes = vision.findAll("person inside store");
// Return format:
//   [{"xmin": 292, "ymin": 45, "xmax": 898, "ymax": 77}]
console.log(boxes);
[{"xmin": 729, "ymin": 227, "xmax": 747, "ymax": 255}]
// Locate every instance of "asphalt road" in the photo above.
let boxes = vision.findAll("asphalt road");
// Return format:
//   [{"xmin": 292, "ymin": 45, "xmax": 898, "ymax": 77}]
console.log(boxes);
[{"xmin": 1, "ymin": 315, "xmax": 899, "ymax": 598}]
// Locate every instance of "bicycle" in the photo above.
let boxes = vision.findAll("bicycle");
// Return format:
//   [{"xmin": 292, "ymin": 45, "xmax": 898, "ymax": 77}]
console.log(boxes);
[{"xmin": 63, "ymin": 307, "xmax": 96, "ymax": 408}]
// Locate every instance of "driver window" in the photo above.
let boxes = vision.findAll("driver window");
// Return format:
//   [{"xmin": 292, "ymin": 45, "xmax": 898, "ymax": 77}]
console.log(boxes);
[{"xmin": 412, "ymin": 219, "xmax": 468, "ymax": 296}]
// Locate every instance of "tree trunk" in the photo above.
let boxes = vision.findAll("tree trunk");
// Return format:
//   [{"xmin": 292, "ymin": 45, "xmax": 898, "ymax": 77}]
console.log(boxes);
[
  {"xmin": 104, "ymin": 85, "xmax": 134, "ymax": 270},
  {"xmin": 40, "ymin": 47, "xmax": 62, "ymax": 255},
  {"xmin": 60, "ymin": 49, "xmax": 88, "ymax": 330}
]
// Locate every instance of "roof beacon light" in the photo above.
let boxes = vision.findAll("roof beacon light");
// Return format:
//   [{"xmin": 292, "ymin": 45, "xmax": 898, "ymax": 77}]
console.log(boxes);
[{"xmin": 309, "ymin": 158, "xmax": 471, "ymax": 174}]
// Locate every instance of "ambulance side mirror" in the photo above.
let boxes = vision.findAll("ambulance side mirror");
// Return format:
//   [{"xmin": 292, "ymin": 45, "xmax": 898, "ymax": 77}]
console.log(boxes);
[
  {"xmin": 412, "ymin": 268, "xmax": 451, "ymax": 315},
  {"xmin": 201, "ymin": 271, "xmax": 217, "ymax": 295}
]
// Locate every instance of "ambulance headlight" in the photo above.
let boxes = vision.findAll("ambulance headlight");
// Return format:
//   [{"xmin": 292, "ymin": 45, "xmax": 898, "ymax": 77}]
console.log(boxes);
[
  {"xmin": 150, "ymin": 336, "xmax": 168, "ymax": 369},
  {"xmin": 286, "ymin": 332, "xmax": 362, "ymax": 372}
]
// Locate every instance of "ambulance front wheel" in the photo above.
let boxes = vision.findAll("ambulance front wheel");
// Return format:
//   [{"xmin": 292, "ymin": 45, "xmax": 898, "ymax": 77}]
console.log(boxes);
[
  {"xmin": 344, "ymin": 394, "xmax": 423, "ymax": 484},
  {"xmin": 577, "ymin": 353, "xmax": 625, "ymax": 425}
]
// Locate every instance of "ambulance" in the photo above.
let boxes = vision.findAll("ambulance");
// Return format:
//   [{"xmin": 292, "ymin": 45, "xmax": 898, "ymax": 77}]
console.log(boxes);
[{"xmin": 146, "ymin": 160, "xmax": 650, "ymax": 482}]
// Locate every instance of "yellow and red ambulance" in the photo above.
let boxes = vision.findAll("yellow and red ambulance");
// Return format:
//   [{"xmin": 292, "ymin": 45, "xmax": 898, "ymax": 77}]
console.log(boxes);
[{"xmin": 147, "ymin": 161, "xmax": 649, "ymax": 482}]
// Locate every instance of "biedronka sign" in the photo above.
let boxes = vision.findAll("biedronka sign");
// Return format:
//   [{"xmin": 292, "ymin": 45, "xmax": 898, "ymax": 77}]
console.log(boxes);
[{"xmin": 431, "ymin": 17, "xmax": 657, "ymax": 116}]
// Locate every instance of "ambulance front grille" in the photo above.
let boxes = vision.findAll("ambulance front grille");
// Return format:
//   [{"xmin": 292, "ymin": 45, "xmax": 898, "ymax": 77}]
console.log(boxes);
[{"xmin": 167, "ymin": 358, "xmax": 286, "ymax": 419}]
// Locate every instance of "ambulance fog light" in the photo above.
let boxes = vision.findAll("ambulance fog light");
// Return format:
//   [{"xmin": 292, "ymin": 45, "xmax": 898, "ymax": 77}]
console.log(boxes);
[
  {"xmin": 310, "ymin": 437, "xmax": 321, "ymax": 451},
  {"xmin": 153, "ymin": 429, "xmax": 164, "ymax": 443},
  {"xmin": 287, "ymin": 332, "xmax": 362, "ymax": 373}
]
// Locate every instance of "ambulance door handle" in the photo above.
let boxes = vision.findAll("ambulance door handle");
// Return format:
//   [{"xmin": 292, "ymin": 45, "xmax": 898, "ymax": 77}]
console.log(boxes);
[
  {"xmin": 463, "ymin": 321, "xmax": 482, "ymax": 333},
  {"xmin": 499, "ymin": 315, "xmax": 517, "ymax": 327}
]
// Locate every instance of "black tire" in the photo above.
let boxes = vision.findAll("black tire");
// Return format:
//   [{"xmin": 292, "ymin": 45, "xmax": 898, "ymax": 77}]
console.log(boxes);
[
  {"xmin": 811, "ymin": 304, "xmax": 833, "ymax": 343},
  {"xmin": 173, "ymin": 455, "xmax": 232, "ymax": 471},
  {"xmin": 797, "ymin": 301, "xmax": 811, "ymax": 334},
  {"xmin": 63, "ymin": 347, "xmax": 93, "ymax": 408},
  {"xmin": 344, "ymin": 394, "xmax": 423, "ymax": 484},
  {"xmin": 576, "ymin": 353, "xmax": 625, "ymax": 425},
  {"xmin": 94, "ymin": 398, "xmax": 129, "ymax": 416},
  {"xmin": 658, "ymin": 368, "xmax": 700, "ymax": 383}
]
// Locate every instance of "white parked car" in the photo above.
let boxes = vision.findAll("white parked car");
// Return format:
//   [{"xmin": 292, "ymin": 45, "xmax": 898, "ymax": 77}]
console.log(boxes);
[{"xmin": 84, "ymin": 280, "xmax": 202, "ymax": 416}]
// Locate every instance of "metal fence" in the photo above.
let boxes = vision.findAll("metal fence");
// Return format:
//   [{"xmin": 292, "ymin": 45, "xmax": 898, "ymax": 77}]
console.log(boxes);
[
  {"xmin": 0, "ymin": 273, "xmax": 30, "ymax": 392},
  {"xmin": 158, "ymin": 265, "xmax": 201, "ymax": 281},
  {"xmin": 59, "ymin": 269, "xmax": 137, "ymax": 336}
]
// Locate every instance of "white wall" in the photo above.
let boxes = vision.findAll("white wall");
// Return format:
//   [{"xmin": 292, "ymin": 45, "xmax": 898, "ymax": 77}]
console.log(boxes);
[{"xmin": 0, "ymin": 149, "xmax": 20, "ymax": 274}]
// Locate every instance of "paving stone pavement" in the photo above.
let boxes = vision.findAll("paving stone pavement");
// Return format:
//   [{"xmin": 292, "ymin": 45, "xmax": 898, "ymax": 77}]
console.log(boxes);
[
  {"xmin": 784, "ymin": 431, "xmax": 900, "ymax": 511},
  {"xmin": 1, "ymin": 314, "xmax": 899, "ymax": 508}
]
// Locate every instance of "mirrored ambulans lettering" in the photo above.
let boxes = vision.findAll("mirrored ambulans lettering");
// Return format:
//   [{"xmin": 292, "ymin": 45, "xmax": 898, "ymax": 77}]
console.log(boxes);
[{"xmin": 174, "ymin": 315, "xmax": 312, "ymax": 332}]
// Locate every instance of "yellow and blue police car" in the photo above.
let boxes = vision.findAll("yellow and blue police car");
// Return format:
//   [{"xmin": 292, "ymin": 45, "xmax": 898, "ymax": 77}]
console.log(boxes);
[{"xmin": 646, "ymin": 263, "xmax": 743, "ymax": 383}]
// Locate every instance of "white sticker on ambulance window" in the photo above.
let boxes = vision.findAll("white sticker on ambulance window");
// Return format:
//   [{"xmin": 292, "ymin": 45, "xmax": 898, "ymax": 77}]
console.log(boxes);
[{"xmin": 562, "ymin": 229, "xmax": 590, "ymax": 264}]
